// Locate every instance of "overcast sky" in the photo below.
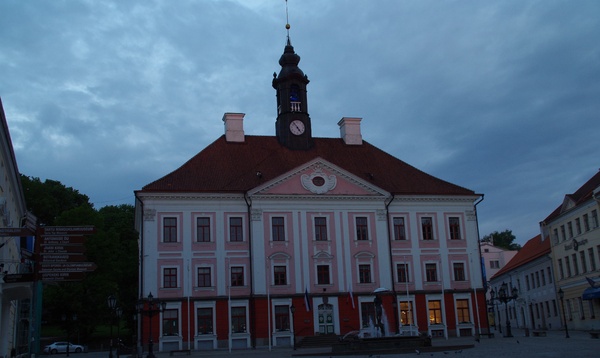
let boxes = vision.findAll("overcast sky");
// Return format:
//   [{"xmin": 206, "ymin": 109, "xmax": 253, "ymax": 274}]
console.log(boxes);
[{"xmin": 1, "ymin": 0, "xmax": 599, "ymax": 245}]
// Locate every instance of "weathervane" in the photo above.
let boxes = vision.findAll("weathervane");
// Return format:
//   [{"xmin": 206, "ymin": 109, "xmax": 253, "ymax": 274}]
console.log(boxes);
[{"xmin": 285, "ymin": 0, "xmax": 291, "ymax": 41}]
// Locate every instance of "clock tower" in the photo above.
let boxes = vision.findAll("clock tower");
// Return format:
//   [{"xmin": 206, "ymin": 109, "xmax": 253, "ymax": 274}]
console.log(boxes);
[{"xmin": 273, "ymin": 37, "xmax": 314, "ymax": 150}]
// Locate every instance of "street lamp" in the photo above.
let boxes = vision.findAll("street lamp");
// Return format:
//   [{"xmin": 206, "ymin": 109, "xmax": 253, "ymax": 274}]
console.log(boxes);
[
  {"xmin": 108, "ymin": 295, "xmax": 117, "ymax": 358},
  {"xmin": 489, "ymin": 289, "xmax": 502, "ymax": 334},
  {"xmin": 289, "ymin": 305, "xmax": 296, "ymax": 350},
  {"xmin": 115, "ymin": 307, "xmax": 122, "ymax": 358},
  {"xmin": 558, "ymin": 288, "xmax": 570, "ymax": 338},
  {"xmin": 490, "ymin": 282, "xmax": 518, "ymax": 337},
  {"xmin": 136, "ymin": 292, "xmax": 167, "ymax": 358}
]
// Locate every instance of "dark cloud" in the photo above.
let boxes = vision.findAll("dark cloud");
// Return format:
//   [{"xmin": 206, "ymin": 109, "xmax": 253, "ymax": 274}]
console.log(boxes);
[{"xmin": 1, "ymin": 0, "xmax": 599, "ymax": 244}]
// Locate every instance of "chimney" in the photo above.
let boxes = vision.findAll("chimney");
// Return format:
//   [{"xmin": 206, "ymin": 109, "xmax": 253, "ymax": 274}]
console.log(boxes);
[
  {"xmin": 338, "ymin": 117, "xmax": 362, "ymax": 145},
  {"xmin": 223, "ymin": 113, "xmax": 245, "ymax": 142}
]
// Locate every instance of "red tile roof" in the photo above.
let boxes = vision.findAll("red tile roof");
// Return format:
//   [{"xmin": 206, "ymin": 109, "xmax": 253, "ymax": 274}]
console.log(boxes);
[
  {"xmin": 490, "ymin": 234, "xmax": 549, "ymax": 280},
  {"xmin": 140, "ymin": 135, "xmax": 478, "ymax": 196},
  {"xmin": 543, "ymin": 170, "xmax": 600, "ymax": 223}
]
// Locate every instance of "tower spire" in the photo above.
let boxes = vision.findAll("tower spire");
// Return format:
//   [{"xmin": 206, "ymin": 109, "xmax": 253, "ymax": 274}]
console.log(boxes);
[{"xmin": 285, "ymin": 0, "xmax": 291, "ymax": 44}]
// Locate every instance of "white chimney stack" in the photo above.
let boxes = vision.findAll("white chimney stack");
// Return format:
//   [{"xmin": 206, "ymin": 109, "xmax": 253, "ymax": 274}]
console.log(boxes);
[
  {"xmin": 338, "ymin": 117, "xmax": 363, "ymax": 145},
  {"xmin": 223, "ymin": 112, "xmax": 245, "ymax": 142}
]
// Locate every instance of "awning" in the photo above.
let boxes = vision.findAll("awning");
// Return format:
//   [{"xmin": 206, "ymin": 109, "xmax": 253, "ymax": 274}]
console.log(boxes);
[{"xmin": 582, "ymin": 286, "xmax": 600, "ymax": 300}]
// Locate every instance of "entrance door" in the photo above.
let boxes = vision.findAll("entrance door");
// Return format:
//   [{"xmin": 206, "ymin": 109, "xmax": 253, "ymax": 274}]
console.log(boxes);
[{"xmin": 318, "ymin": 303, "xmax": 334, "ymax": 334}]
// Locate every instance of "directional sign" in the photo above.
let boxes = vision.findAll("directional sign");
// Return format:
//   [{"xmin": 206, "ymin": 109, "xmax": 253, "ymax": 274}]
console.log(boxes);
[
  {"xmin": 0, "ymin": 227, "xmax": 35, "ymax": 237},
  {"xmin": 40, "ymin": 271, "xmax": 87, "ymax": 282},
  {"xmin": 42, "ymin": 226, "xmax": 95, "ymax": 236},
  {"xmin": 39, "ymin": 262, "xmax": 97, "ymax": 273},
  {"xmin": 40, "ymin": 253, "xmax": 88, "ymax": 262},
  {"xmin": 41, "ymin": 244, "xmax": 86, "ymax": 254},
  {"xmin": 41, "ymin": 236, "xmax": 86, "ymax": 245},
  {"xmin": 3, "ymin": 273, "xmax": 34, "ymax": 283}
]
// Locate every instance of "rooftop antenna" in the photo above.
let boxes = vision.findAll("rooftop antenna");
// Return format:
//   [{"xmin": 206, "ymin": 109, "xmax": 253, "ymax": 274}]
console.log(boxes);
[{"xmin": 285, "ymin": 0, "xmax": 291, "ymax": 44}]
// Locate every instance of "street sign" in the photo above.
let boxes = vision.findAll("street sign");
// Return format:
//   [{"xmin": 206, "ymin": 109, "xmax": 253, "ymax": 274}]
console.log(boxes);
[
  {"xmin": 40, "ymin": 244, "xmax": 86, "ymax": 254},
  {"xmin": 40, "ymin": 253, "xmax": 88, "ymax": 262},
  {"xmin": 2, "ymin": 273, "xmax": 34, "ymax": 283},
  {"xmin": 40, "ymin": 271, "xmax": 87, "ymax": 282},
  {"xmin": 42, "ymin": 226, "xmax": 96, "ymax": 236},
  {"xmin": 39, "ymin": 262, "xmax": 97, "ymax": 273},
  {"xmin": 0, "ymin": 227, "xmax": 35, "ymax": 237},
  {"xmin": 41, "ymin": 236, "xmax": 86, "ymax": 245}
]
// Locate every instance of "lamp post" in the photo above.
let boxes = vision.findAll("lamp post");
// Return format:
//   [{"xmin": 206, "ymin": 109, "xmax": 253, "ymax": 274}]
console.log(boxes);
[
  {"xmin": 108, "ymin": 295, "xmax": 117, "ymax": 358},
  {"xmin": 490, "ymin": 282, "xmax": 518, "ymax": 337},
  {"xmin": 136, "ymin": 292, "xmax": 167, "ymax": 358},
  {"xmin": 289, "ymin": 305, "xmax": 296, "ymax": 350},
  {"xmin": 489, "ymin": 290, "xmax": 501, "ymax": 334},
  {"xmin": 115, "ymin": 307, "xmax": 122, "ymax": 358},
  {"xmin": 558, "ymin": 288, "xmax": 570, "ymax": 338},
  {"xmin": 61, "ymin": 313, "xmax": 77, "ymax": 357}
]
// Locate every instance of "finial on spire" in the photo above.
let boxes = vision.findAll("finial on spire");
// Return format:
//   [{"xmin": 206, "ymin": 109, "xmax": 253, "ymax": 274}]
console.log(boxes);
[{"xmin": 285, "ymin": 0, "xmax": 291, "ymax": 41}]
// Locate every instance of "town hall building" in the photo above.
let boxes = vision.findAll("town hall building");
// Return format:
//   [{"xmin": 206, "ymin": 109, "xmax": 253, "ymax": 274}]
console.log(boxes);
[{"xmin": 134, "ymin": 34, "xmax": 487, "ymax": 352}]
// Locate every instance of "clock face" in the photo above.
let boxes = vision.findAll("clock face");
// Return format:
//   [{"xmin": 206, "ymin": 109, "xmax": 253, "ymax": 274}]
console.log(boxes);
[{"xmin": 290, "ymin": 120, "xmax": 305, "ymax": 135}]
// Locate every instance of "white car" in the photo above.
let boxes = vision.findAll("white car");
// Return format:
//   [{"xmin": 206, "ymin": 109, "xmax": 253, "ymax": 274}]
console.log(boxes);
[{"xmin": 43, "ymin": 342, "xmax": 84, "ymax": 354}]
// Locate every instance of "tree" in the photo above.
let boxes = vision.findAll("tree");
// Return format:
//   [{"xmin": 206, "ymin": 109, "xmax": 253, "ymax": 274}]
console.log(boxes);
[
  {"xmin": 481, "ymin": 230, "xmax": 521, "ymax": 250},
  {"xmin": 21, "ymin": 175, "xmax": 138, "ymax": 344}
]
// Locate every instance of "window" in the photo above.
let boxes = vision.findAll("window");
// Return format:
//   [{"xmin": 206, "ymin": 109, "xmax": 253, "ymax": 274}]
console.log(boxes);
[
  {"xmin": 578, "ymin": 297, "xmax": 585, "ymax": 319},
  {"xmin": 359, "ymin": 264, "xmax": 372, "ymax": 283},
  {"xmin": 575, "ymin": 218, "xmax": 582, "ymax": 235},
  {"xmin": 197, "ymin": 307, "xmax": 213, "ymax": 334},
  {"xmin": 271, "ymin": 217, "xmax": 285, "ymax": 241},
  {"xmin": 545, "ymin": 301, "xmax": 551, "ymax": 317},
  {"xmin": 453, "ymin": 263, "xmax": 465, "ymax": 281},
  {"xmin": 565, "ymin": 256, "xmax": 572, "ymax": 277},
  {"xmin": 553, "ymin": 228, "xmax": 559, "ymax": 243},
  {"xmin": 231, "ymin": 306, "xmax": 247, "ymax": 333},
  {"xmin": 558, "ymin": 259, "xmax": 564, "ymax": 279},
  {"xmin": 274, "ymin": 266, "xmax": 287, "ymax": 286},
  {"xmin": 163, "ymin": 268, "xmax": 177, "ymax": 288},
  {"xmin": 163, "ymin": 309, "xmax": 179, "ymax": 336},
  {"xmin": 541, "ymin": 270, "xmax": 546, "ymax": 286},
  {"xmin": 448, "ymin": 217, "xmax": 461, "ymax": 240},
  {"xmin": 589, "ymin": 248, "xmax": 597, "ymax": 271},
  {"xmin": 525, "ymin": 275, "xmax": 530, "ymax": 290},
  {"xmin": 231, "ymin": 267, "xmax": 244, "ymax": 287},
  {"xmin": 314, "ymin": 217, "xmax": 328, "ymax": 241},
  {"xmin": 547, "ymin": 267, "xmax": 553, "ymax": 284},
  {"xmin": 584, "ymin": 214, "xmax": 590, "ymax": 231},
  {"xmin": 196, "ymin": 217, "xmax": 210, "ymax": 242},
  {"xmin": 456, "ymin": 299, "xmax": 470, "ymax": 323},
  {"xmin": 490, "ymin": 260, "xmax": 500, "ymax": 269},
  {"xmin": 552, "ymin": 300, "xmax": 558, "ymax": 317},
  {"xmin": 393, "ymin": 217, "xmax": 406, "ymax": 240},
  {"xmin": 397, "ymin": 263, "xmax": 409, "ymax": 283},
  {"xmin": 317, "ymin": 265, "xmax": 330, "ymax": 285},
  {"xmin": 229, "ymin": 217, "xmax": 243, "ymax": 242},
  {"xmin": 428, "ymin": 300, "xmax": 443, "ymax": 324},
  {"xmin": 593, "ymin": 210, "xmax": 599, "ymax": 229},
  {"xmin": 275, "ymin": 305, "xmax": 290, "ymax": 331},
  {"xmin": 400, "ymin": 301, "xmax": 414, "ymax": 325},
  {"xmin": 198, "ymin": 267, "xmax": 211, "ymax": 288},
  {"xmin": 356, "ymin": 217, "xmax": 368, "ymax": 240},
  {"xmin": 425, "ymin": 263, "xmax": 438, "ymax": 282},
  {"xmin": 535, "ymin": 271, "xmax": 540, "ymax": 287},
  {"xmin": 163, "ymin": 217, "xmax": 177, "ymax": 243},
  {"xmin": 572, "ymin": 253, "xmax": 579, "ymax": 276},
  {"xmin": 581, "ymin": 251, "xmax": 588, "ymax": 273},
  {"xmin": 560, "ymin": 225, "xmax": 566, "ymax": 241},
  {"xmin": 568, "ymin": 222, "xmax": 573, "ymax": 238},
  {"xmin": 360, "ymin": 302, "xmax": 376, "ymax": 328},
  {"xmin": 421, "ymin": 217, "xmax": 434, "ymax": 240}
]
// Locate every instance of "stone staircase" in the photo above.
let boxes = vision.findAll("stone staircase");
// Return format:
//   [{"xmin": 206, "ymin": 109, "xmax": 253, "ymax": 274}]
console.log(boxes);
[{"xmin": 296, "ymin": 334, "xmax": 340, "ymax": 349}]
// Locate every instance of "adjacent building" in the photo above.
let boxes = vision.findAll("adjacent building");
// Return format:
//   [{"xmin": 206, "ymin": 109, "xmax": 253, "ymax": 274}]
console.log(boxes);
[
  {"xmin": 488, "ymin": 235, "xmax": 561, "ymax": 333},
  {"xmin": 541, "ymin": 170, "xmax": 600, "ymax": 331},
  {"xmin": 135, "ymin": 37, "xmax": 487, "ymax": 352},
  {"xmin": 0, "ymin": 98, "xmax": 34, "ymax": 358}
]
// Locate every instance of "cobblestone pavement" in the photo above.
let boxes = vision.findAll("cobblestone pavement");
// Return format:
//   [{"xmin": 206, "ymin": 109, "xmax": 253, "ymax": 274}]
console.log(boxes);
[{"xmin": 80, "ymin": 329, "xmax": 600, "ymax": 358}]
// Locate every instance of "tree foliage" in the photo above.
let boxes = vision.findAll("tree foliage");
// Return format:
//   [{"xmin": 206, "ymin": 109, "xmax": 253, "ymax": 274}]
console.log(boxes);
[
  {"xmin": 21, "ymin": 175, "xmax": 138, "ymax": 344},
  {"xmin": 481, "ymin": 229, "xmax": 521, "ymax": 250}
]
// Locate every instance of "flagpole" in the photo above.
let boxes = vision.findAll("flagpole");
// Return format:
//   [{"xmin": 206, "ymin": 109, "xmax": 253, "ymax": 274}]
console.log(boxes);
[
  {"xmin": 404, "ymin": 256, "xmax": 411, "ymax": 334},
  {"xmin": 440, "ymin": 254, "xmax": 448, "ymax": 340},
  {"xmin": 267, "ymin": 262, "xmax": 271, "ymax": 351},
  {"xmin": 470, "ymin": 254, "xmax": 482, "ymax": 336}
]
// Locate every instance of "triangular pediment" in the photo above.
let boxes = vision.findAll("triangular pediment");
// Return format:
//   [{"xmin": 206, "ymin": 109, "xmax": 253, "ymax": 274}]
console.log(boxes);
[
  {"xmin": 560, "ymin": 195, "xmax": 576, "ymax": 214},
  {"xmin": 247, "ymin": 157, "xmax": 389, "ymax": 197}
]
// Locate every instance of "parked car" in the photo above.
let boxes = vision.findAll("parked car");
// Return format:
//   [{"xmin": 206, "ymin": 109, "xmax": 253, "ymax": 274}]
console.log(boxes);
[{"xmin": 43, "ymin": 342, "xmax": 85, "ymax": 354}]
